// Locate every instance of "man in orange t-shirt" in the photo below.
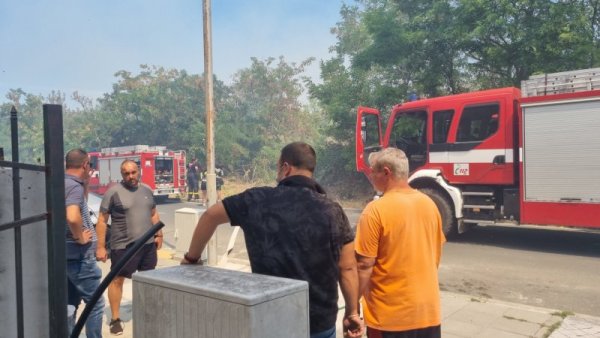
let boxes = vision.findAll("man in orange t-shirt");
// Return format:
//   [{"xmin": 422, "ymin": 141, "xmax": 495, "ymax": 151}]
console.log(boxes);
[{"xmin": 355, "ymin": 147, "xmax": 446, "ymax": 338}]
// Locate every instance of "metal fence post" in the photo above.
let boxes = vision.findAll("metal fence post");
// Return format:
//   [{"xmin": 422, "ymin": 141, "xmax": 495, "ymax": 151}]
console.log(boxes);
[{"xmin": 44, "ymin": 104, "xmax": 68, "ymax": 338}]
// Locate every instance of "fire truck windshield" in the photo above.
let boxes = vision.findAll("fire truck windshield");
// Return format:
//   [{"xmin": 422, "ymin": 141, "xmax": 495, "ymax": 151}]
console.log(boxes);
[{"xmin": 154, "ymin": 157, "xmax": 174, "ymax": 184}]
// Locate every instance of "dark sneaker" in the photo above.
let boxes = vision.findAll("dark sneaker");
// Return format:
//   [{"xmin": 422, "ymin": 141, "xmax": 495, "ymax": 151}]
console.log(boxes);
[{"xmin": 109, "ymin": 318, "xmax": 124, "ymax": 335}]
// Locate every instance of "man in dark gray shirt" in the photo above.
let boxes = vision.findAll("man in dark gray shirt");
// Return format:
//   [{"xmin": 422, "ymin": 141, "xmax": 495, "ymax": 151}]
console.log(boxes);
[{"xmin": 96, "ymin": 159, "xmax": 162, "ymax": 335}]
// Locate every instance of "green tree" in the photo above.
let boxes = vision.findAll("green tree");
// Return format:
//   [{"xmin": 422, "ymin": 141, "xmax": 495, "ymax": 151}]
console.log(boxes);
[
  {"xmin": 220, "ymin": 56, "xmax": 321, "ymax": 181},
  {"xmin": 457, "ymin": 0, "xmax": 600, "ymax": 87},
  {"xmin": 93, "ymin": 65, "xmax": 229, "ymax": 161},
  {"xmin": 1, "ymin": 89, "xmax": 51, "ymax": 163}
]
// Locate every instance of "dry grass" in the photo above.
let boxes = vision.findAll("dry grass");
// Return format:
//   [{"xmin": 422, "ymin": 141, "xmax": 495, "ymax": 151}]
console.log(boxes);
[{"xmin": 221, "ymin": 177, "xmax": 368, "ymax": 209}]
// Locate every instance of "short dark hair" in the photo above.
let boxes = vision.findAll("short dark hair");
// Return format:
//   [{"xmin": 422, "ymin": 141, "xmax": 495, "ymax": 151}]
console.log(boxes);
[
  {"xmin": 65, "ymin": 149, "xmax": 88, "ymax": 169},
  {"xmin": 279, "ymin": 142, "xmax": 316, "ymax": 173}
]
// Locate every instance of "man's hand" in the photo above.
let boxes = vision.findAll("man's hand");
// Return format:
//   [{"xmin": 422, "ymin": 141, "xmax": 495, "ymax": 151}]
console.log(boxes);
[
  {"xmin": 343, "ymin": 314, "xmax": 364, "ymax": 338},
  {"xmin": 76, "ymin": 229, "xmax": 93, "ymax": 245},
  {"xmin": 154, "ymin": 235, "xmax": 163, "ymax": 250},
  {"xmin": 96, "ymin": 246, "xmax": 108, "ymax": 262}
]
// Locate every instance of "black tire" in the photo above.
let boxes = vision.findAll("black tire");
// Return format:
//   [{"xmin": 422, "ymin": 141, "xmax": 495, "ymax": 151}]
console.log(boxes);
[{"xmin": 419, "ymin": 188, "xmax": 457, "ymax": 239}]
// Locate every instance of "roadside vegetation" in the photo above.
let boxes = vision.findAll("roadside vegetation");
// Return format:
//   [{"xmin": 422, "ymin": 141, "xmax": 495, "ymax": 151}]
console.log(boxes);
[{"xmin": 2, "ymin": 0, "xmax": 599, "ymax": 199}]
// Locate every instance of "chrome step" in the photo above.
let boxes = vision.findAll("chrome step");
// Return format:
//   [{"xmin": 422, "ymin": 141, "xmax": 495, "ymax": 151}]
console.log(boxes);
[
  {"xmin": 463, "ymin": 204, "xmax": 495, "ymax": 210},
  {"xmin": 463, "ymin": 219, "xmax": 495, "ymax": 225},
  {"xmin": 462, "ymin": 191, "xmax": 494, "ymax": 196}
]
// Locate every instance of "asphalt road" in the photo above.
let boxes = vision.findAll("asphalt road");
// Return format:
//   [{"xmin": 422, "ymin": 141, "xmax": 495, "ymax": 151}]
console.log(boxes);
[{"xmin": 156, "ymin": 200, "xmax": 600, "ymax": 316}]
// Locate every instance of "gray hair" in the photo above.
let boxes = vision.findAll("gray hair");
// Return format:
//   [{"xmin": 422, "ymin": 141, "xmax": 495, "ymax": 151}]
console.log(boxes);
[{"xmin": 368, "ymin": 148, "xmax": 409, "ymax": 180}]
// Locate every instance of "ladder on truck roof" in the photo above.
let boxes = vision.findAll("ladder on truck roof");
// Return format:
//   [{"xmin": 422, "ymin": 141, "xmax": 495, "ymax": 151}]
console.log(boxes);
[
  {"xmin": 521, "ymin": 68, "xmax": 600, "ymax": 97},
  {"xmin": 100, "ymin": 145, "xmax": 167, "ymax": 155}
]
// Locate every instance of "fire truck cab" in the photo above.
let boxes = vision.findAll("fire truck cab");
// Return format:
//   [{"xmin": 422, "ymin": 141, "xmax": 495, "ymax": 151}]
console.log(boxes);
[
  {"xmin": 88, "ymin": 145, "xmax": 186, "ymax": 198},
  {"xmin": 356, "ymin": 68, "xmax": 600, "ymax": 237}
]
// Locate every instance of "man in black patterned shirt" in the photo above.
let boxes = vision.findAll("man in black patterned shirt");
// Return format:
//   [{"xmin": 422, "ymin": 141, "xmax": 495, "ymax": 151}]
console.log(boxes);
[{"xmin": 182, "ymin": 142, "xmax": 364, "ymax": 338}]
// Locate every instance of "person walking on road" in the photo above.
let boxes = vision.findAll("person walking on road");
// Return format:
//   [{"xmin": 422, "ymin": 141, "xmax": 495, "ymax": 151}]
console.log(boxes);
[
  {"xmin": 355, "ymin": 148, "xmax": 446, "ymax": 338},
  {"xmin": 64, "ymin": 148, "xmax": 104, "ymax": 338},
  {"xmin": 181, "ymin": 142, "xmax": 364, "ymax": 338},
  {"xmin": 95, "ymin": 159, "xmax": 163, "ymax": 335}
]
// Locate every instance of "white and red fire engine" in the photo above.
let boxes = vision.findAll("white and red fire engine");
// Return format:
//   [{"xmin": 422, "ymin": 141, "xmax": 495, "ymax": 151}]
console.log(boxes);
[
  {"xmin": 356, "ymin": 68, "xmax": 600, "ymax": 237},
  {"xmin": 88, "ymin": 145, "xmax": 186, "ymax": 198}
]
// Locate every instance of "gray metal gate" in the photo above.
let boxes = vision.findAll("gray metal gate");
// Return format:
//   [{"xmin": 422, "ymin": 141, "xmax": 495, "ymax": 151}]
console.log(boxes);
[{"xmin": 0, "ymin": 104, "xmax": 68, "ymax": 337}]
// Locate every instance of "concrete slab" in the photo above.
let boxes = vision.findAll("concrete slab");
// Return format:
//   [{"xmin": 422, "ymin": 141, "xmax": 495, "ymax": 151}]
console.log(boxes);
[
  {"xmin": 480, "ymin": 327, "xmax": 529, "ymax": 338},
  {"xmin": 550, "ymin": 315, "xmax": 600, "ymax": 338},
  {"xmin": 503, "ymin": 307, "xmax": 558, "ymax": 325},
  {"xmin": 491, "ymin": 315, "xmax": 543, "ymax": 336},
  {"xmin": 442, "ymin": 318, "xmax": 484, "ymax": 337}
]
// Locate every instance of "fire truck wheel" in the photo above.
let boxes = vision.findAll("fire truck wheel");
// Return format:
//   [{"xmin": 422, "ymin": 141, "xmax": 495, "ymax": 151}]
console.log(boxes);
[{"xmin": 419, "ymin": 188, "xmax": 457, "ymax": 239}]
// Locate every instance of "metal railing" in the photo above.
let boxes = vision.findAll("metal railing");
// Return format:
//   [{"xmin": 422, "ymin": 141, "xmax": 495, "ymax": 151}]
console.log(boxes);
[{"xmin": 0, "ymin": 104, "xmax": 68, "ymax": 338}]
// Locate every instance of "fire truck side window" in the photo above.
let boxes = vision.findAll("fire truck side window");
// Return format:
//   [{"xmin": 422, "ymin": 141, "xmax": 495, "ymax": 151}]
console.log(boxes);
[
  {"xmin": 154, "ymin": 157, "xmax": 174, "ymax": 184},
  {"xmin": 433, "ymin": 110, "xmax": 454, "ymax": 144},
  {"xmin": 457, "ymin": 104, "xmax": 500, "ymax": 142},
  {"xmin": 363, "ymin": 113, "xmax": 381, "ymax": 148},
  {"xmin": 89, "ymin": 156, "xmax": 98, "ymax": 170}
]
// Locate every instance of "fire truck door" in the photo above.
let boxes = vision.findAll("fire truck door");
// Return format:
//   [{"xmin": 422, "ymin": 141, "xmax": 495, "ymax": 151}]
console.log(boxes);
[
  {"xmin": 356, "ymin": 106, "xmax": 383, "ymax": 175},
  {"xmin": 450, "ymin": 103, "xmax": 512, "ymax": 184}
]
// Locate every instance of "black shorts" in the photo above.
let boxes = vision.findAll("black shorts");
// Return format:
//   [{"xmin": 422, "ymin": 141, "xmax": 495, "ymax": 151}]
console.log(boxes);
[
  {"xmin": 367, "ymin": 325, "xmax": 441, "ymax": 338},
  {"xmin": 110, "ymin": 243, "xmax": 157, "ymax": 278}
]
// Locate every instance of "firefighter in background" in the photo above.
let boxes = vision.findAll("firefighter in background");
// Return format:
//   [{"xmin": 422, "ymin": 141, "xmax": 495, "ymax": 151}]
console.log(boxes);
[
  {"xmin": 201, "ymin": 166, "xmax": 224, "ymax": 205},
  {"xmin": 186, "ymin": 159, "xmax": 199, "ymax": 201}
]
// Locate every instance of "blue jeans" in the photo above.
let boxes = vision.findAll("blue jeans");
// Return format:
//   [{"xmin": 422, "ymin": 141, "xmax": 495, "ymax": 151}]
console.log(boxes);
[
  {"xmin": 311, "ymin": 326, "xmax": 336, "ymax": 338},
  {"xmin": 67, "ymin": 255, "xmax": 104, "ymax": 338}
]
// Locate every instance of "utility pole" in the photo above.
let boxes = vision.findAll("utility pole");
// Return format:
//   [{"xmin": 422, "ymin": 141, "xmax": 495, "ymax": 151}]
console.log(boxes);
[{"xmin": 203, "ymin": 0, "xmax": 217, "ymax": 265}]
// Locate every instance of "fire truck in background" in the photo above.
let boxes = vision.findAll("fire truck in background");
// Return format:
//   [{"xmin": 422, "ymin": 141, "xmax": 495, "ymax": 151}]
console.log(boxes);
[
  {"xmin": 88, "ymin": 145, "xmax": 186, "ymax": 199},
  {"xmin": 356, "ymin": 68, "xmax": 600, "ymax": 237}
]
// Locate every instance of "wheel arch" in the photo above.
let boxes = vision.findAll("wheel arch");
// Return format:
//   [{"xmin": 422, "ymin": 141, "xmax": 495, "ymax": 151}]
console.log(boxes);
[{"xmin": 408, "ymin": 169, "xmax": 464, "ymax": 219}]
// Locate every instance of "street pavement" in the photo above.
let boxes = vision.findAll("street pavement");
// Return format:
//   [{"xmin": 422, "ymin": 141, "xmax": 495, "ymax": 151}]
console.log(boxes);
[{"xmin": 83, "ymin": 248, "xmax": 600, "ymax": 338}]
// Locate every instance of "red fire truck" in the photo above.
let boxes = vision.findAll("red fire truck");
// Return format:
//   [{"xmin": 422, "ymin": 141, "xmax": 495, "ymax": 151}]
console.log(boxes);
[
  {"xmin": 88, "ymin": 145, "xmax": 186, "ymax": 199},
  {"xmin": 356, "ymin": 68, "xmax": 600, "ymax": 237}
]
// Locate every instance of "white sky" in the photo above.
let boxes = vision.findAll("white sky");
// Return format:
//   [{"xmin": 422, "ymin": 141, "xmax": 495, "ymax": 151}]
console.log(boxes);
[{"xmin": 0, "ymin": 0, "xmax": 347, "ymax": 102}]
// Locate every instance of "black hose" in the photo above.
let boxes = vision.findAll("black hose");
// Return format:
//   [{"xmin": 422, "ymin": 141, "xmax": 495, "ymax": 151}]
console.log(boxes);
[{"xmin": 70, "ymin": 221, "xmax": 165, "ymax": 338}]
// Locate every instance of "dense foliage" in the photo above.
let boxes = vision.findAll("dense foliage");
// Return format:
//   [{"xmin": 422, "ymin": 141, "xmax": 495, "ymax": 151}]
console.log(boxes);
[{"xmin": 2, "ymin": 0, "xmax": 599, "ymax": 199}]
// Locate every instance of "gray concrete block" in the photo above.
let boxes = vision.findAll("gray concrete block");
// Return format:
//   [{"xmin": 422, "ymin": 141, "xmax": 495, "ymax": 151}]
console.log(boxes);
[{"xmin": 133, "ymin": 265, "xmax": 309, "ymax": 338}]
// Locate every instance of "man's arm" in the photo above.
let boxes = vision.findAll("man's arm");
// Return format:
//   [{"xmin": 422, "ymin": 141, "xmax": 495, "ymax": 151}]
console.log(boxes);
[
  {"xmin": 181, "ymin": 202, "xmax": 230, "ymax": 264},
  {"xmin": 66, "ymin": 205, "xmax": 92, "ymax": 245},
  {"xmin": 95, "ymin": 211, "xmax": 109, "ymax": 262},
  {"xmin": 150, "ymin": 207, "xmax": 163, "ymax": 249},
  {"xmin": 338, "ymin": 241, "xmax": 364, "ymax": 337},
  {"xmin": 356, "ymin": 254, "xmax": 376, "ymax": 299},
  {"xmin": 339, "ymin": 241, "xmax": 359, "ymax": 316}
]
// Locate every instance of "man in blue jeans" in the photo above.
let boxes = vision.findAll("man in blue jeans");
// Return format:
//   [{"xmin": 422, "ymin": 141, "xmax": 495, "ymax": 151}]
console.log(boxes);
[{"xmin": 65, "ymin": 148, "xmax": 104, "ymax": 338}]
